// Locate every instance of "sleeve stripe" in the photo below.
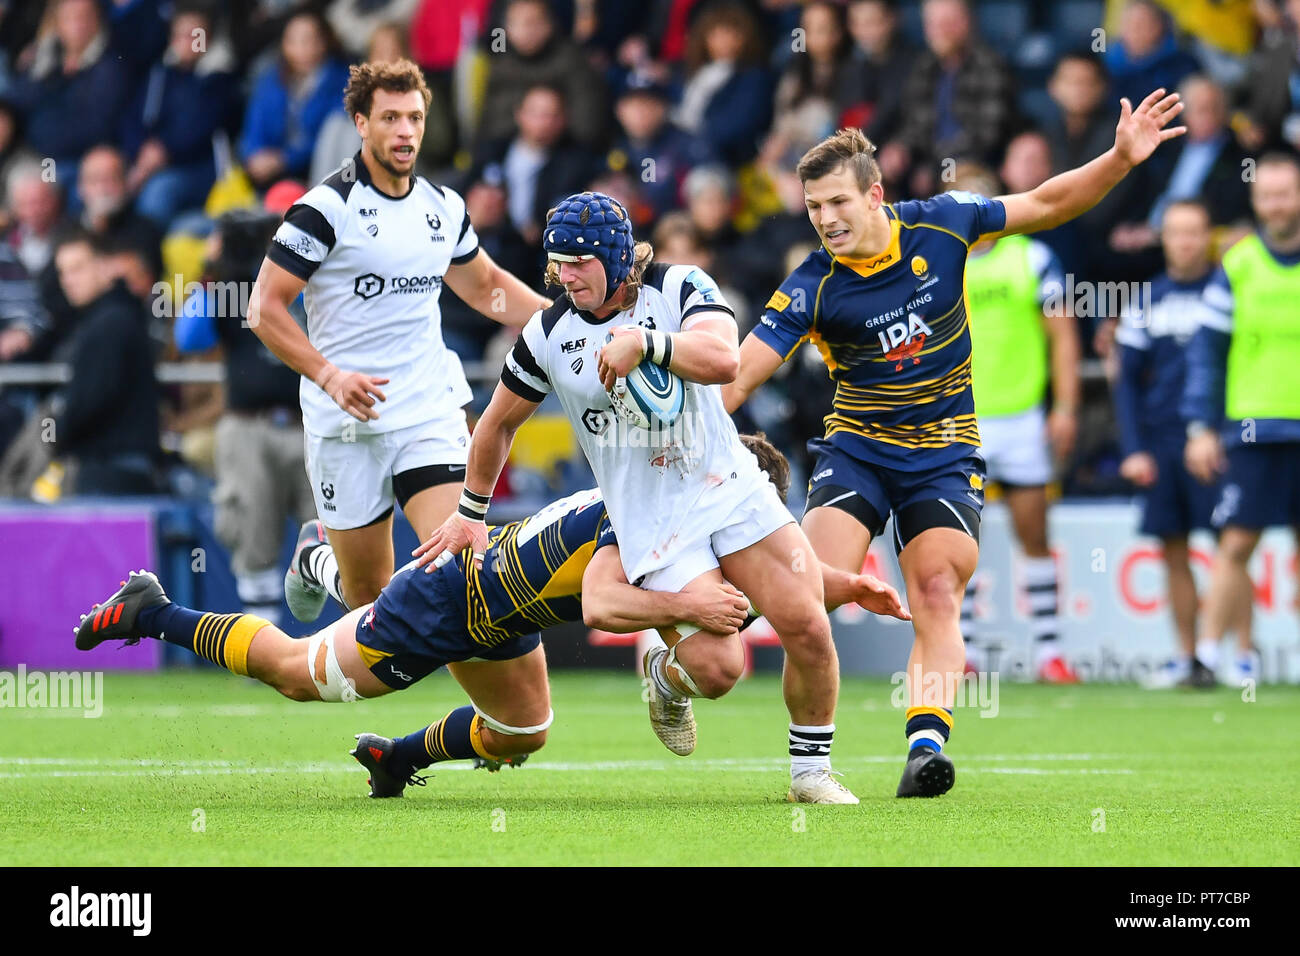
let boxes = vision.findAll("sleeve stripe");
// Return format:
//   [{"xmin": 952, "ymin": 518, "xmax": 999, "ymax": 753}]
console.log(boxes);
[
  {"xmin": 283, "ymin": 203, "xmax": 336, "ymax": 250},
  {"xmin": 459, "ymin": 210, "xmax": 471, "ymax": 242},
  {"xmin": 450, "ymin": 245, "xmax": 479, "ymax": 266},
  {"xmin": 267, "ymin": 242, "xmax": 318, "ymax": 280},
  {"xmin": 511, "ymin": 336, "xmax": 549, "ymax": 385},
  {"xmin": 501, "ymin": 366, "xmax": 548, "ymax": 403},
  {"xmin": 681, "ymin": 302, "xmax": 736, "ymax": 325}
]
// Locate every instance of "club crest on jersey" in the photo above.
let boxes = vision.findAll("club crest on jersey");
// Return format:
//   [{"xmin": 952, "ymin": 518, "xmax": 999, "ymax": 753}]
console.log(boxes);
[
  {"xmin": 878, "ymin": 312, "xmax": 932, "ymax": 370},
  {"xmin": 911, "ymin": 255, "xmax": 929, "ymax": 279},
  {"xmin": 427, "ymin": 213, "xmax": 444, "ymax": 241}
]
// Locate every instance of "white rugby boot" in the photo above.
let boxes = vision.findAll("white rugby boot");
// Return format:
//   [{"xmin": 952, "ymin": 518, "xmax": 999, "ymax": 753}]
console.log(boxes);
[
  {"xmin": 788, "ymin": 768, "xmax": 860, "ymax": 804},
  {"xmin": 642, "ymin": 646, "xmax": 697, "ymax": 756}
]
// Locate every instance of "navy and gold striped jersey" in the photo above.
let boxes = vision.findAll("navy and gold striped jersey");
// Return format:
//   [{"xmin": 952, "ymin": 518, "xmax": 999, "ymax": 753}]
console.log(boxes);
[
  {"xmin": 464, "ymin": 487, "xmax": 616, "ymax": 647},
  {"xmin": 753, "ymin": 192, "xmax": 1006, "ymax": 471}
]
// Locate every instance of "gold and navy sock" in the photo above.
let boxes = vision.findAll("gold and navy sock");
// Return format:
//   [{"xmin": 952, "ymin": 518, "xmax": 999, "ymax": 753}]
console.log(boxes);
[
  {"xmin": 137, "ymin": 604, "xmax": 267, "ymax": 676},
  {"xmin": 905, "ymin": 706, "xmax": 954, "ymax": 753},
  {"xmin": 389, "ymin": 706, "xmax": 495, "ymax": 779}
]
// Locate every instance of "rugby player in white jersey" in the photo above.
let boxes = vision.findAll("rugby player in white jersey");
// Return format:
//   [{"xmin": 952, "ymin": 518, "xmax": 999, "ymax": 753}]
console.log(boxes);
[
  {"xmin": 416, "ymin": 191, "xmax": 881, "ymax": 803},
  {"xmin": 247, "ymin": 60, "xmax": 549, "ymax": 618}
]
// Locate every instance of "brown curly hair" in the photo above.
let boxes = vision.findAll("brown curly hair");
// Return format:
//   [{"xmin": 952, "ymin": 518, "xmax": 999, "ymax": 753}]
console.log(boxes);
[{"xmin": 343, "ymin": 58, "xmax": 432, "ymax": 120}]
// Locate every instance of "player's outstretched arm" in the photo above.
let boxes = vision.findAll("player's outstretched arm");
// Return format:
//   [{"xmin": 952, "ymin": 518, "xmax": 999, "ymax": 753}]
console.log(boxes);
[
  {"xmin": 722, "ymin": 335, "xmax": 786, "ymax": 414},
  {"xmin": 248, "ymin": 258, "xmax": 389, "ymax": 422},
  {"xmin": 413, "ymin": 380, "xmax": 540, "ymax": 570},
  {"xmin": 994, "ymin": 88, "xmax": 1187, "ymax": 237},
  {"xmin": 443, "ymin": 248, "xmax": 551, "ymax": 329},
  {"xmin": 581, "ymin": 544, "xmax": 749, "ymax": 634}
]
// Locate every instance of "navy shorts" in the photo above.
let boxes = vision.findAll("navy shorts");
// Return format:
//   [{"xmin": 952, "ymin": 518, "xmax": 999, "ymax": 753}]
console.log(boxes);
[
  {"xmin": 805, "ymin": 438, "xmax": 986, "ymax": 552},
  {"xmin": 1138, "ymin": 442, "xmax": 1221, "ymax": 538},
  {"xmin": 1213, "ymin": 441, "xmax": 1300, "ymax": 531},
  {"xmin": 355, "ymin": 562, "xmax": 540, "ymax": 691}
]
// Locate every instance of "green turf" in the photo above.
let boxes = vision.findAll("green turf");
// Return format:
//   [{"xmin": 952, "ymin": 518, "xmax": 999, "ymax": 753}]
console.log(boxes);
[{"xmin": 1, "ymin": 669, "xmax": 1296, "ymax": 865}]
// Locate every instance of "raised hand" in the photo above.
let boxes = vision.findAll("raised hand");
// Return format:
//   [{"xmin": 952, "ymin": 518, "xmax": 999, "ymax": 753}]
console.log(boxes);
[{"xmin": 1114, "ymin": 88, "xmax": 1187, "ymax": 168}]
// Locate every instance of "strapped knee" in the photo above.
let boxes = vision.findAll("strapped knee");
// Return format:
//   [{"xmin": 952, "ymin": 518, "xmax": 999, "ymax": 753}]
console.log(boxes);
[
  {"xmin": 305, "ymin": 628, "xmax": 364, "ymax": 702},
  {"xmin": 472, "ymin": 704, "xmax": 554, "ymax": 736}
]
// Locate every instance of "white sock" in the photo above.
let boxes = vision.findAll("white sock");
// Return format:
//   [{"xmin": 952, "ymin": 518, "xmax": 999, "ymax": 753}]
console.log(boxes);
[
  {"xmin": 789, "ymin": 723, "xmax": 834, "ymax": 779},
  {"xmin": 237, "ymin": 568, "xmax": 283, "ymax": 627},
  {"xmin": 1195, "ymin": 639, "xmax": 1220, "ymax": 669},
  {"xmin": 305, "ymin": 544, "xmax": 348, "ymax": 609}
]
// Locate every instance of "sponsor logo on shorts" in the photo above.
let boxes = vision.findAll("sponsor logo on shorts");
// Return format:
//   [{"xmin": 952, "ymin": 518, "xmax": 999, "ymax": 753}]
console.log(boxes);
[
  {"xmin": 389, "ymin": 665, "xmax": 412, "ymax": 682},
  {"xmin": 320, "ymin": 481, "xmax": 336, "ymax": 512}
]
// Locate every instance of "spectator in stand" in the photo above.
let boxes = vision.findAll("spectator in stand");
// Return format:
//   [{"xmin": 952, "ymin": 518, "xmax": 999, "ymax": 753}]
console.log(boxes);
[
  {"xmin": 1236, "ymin": 0, "xmax": 1300, "ymax": 153},
  {"xmin": 682, "ymin": 164, "xmax": 742, "ymax": 285},
  {"xmin": 477, "ymin": 0, "xmax": 608, "ymax": 150},
  {"xmin": 475, "ymin": 83, "xmax": 594, "ymax": 246},
  {"xmin": 674, "ymin": 2, "xmax": 774, "ymax": 167},
  {"xmin": 1104, "ymin": 0, "xmax": 1200, "ymax": 112},
  {"xmin": 238, "ymin": 11, "xmax": 350, "ymax": 189},
  {"xmin": 327, "ymin": 0, "xmax": 420, "ymax": 60},
  {"xmin": 999, "ymin": 129, "xmax": 1087, "ymax": 280},
  {"xmin": 4, "ymin": 163, "xmax": 73, "ymax": 359},
  {"xmin": 773, "ymin": 1, "xmax": 850, "ymax": 147},
  {"xmin": 879, "ymin": 0, "xmax": 1017, "ymax": 197},
  {"xmin": 733, "ymin": 130, "xmax": 820, "ymax": 307},
  {"xmin": 652, "ymin": 209, "xmax": 750, "ymax": 325},
  {"xmin": 9, "ymin": 0, "xmax": 130, "ymax": 177},
  {"xmin": 1045, "ymin": 52, "xmax": 1115, "ymax": 173},
  {"xmin": 610, "ymin": 70, "xmax": 714, "ymax": 220},
  {"xmin": 1109, "ymin": 75, "xmax": 1253, "ymax": 273},
  {"xmin": 409, "ymin": 0, "xmax": 492, "ymax": 168},
  {"xmin": 835, "ymin": 0, "xmax": 916, "ymax": 143},
  {"xmin": 1144, "ymin": 75, "xmax": 1252, "ymax": 230},
  {"xmin": 120, "ymin": 3, "xmax": 240, "ymax": 228},
  {"xmin": 49, "ymin": 229, "xmax": 159, "ymax": 495},
  {"xmin": 0, "ymin": 99, "xmax": 38, "ymax": 204},
  {"xmin": 0, "ymin": 239, "xmax": 44, "ymax": 363},
  {"xmin": 76, "ymin": 146, "xmax": 161, "ymax": 274},
  {"xmin": 438, "ymin": 167, "xmax": 535, "ymax": 364}
]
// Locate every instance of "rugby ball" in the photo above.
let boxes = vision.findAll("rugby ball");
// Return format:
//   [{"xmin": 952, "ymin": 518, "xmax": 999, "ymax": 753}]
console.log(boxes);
[{"xmin": 605, "ymin": 331, "xmax": 685, "ymax": 430}]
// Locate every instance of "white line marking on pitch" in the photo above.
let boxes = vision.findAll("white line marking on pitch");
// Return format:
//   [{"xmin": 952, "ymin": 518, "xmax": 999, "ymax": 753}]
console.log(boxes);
[{"xmin": 0, "ymin": 754, "xmax": 1133, "ymax": 779}]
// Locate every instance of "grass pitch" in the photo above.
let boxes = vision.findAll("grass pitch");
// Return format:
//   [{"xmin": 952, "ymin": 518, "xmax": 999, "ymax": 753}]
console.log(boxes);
[{"xmin": 1, "ymin": 670, "xmax": 1296, "ymax": 866}]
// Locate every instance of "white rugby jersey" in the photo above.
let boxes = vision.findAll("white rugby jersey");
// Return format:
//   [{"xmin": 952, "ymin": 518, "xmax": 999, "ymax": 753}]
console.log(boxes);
[
  {"xmin": 502, "ymin": 262, "xmax": 773, "ymax": 583},
  {"xmin": 268, "ymin": 152, "xmax": 478, "ymax": 437}
]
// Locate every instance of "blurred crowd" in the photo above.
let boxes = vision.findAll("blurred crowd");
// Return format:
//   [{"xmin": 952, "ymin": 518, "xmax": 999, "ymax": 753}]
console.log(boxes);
[{"xmin": 0, "ymin": 0, "xmax": 1294, "ymax": 502}]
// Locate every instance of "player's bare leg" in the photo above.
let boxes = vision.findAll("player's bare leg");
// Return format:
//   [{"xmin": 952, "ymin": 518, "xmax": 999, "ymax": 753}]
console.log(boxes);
[
  {"xmin": 400, "ymin": 481, "xmax": 462, "ymax": 542},
  {"xmin": 1197, "ymin": 525, "xmax": 1259, "ymax": 682},
  {"xmin": 896, "ymin": 526, "xmax": 978, "ymax": 797},
  {"xmin": 642, "ymin": 568, "xmax": 747, "ymax": 756},
  {"xmin": 353, "ymin": 647, "xmax": 554, "ymax": 797},
  {"xmin": 1004, "ymin": 484, "xmax": 1075, "ymax": 683},
  {"xmin": 719, "ymin": 523, "xmax": 856, "ymax": 804},
  {"xmin": 75, "ymin": 573, "xmax": 392, "ymax": 702}
]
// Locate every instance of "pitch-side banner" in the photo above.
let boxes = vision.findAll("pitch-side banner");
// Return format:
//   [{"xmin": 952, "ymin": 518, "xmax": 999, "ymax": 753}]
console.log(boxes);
[{"xmin": 830, "ymin": 502, "xmax": 1300, "ymax": 684}]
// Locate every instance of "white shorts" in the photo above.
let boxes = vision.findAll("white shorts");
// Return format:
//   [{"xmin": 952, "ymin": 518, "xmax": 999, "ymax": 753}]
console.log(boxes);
[
  {"xmin": 978, "ymin": 407, "xmax": 1051, "ymax": 487},
  {"xmin": 636, "ymin": 477, "xmax": 794, "ymax": 594},
  {"xmin": 305, "ymin": 411, "xmax": 470, "ymax": 529}
]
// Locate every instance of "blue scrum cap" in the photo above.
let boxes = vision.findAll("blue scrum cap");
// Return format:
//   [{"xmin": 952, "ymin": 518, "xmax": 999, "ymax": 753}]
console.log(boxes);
[{"xmin": 544, "ymin": 191, "xmax": 635, "ymax": 301}]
